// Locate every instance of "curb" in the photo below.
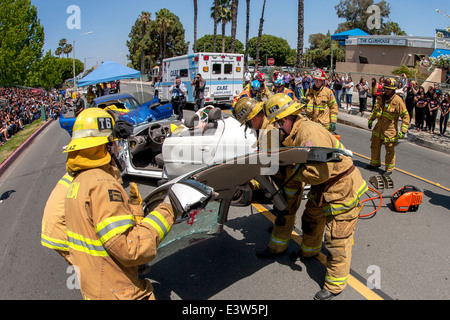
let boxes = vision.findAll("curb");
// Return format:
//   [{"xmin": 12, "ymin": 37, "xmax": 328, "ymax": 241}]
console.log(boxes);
[
  {"xmin": 0, "ymin": 119, "xmax": 54, "ymax": 178},
  {"xmin": 337, "ymin": 116, "xmax": 449, "ymax": 154}
]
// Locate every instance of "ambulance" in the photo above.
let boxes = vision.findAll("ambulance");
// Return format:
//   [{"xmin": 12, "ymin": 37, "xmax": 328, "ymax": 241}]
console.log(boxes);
[{"xmin": 155, "ymin": 52, "xmax": 244, "ymax": 106}]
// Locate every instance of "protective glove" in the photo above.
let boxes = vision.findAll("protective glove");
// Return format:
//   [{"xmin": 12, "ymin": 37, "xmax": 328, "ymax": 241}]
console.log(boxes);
[
  {"xmin": 330, "ymin": 122, "xmax": 336, "ymax": 132},
  {"xmin": 398, "ymin": 131, "xmax": 406, "ymax": 139},
  {"xmin": 368, "ymin": 119, "xmax": 373, "ymax": 130},
  {"xmin": 128, "ymin": 182, "xmax": 142, "ymax": 205}
]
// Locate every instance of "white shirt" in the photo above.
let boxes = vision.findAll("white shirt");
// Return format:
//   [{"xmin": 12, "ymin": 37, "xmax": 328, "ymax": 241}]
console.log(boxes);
[{"xmin": 345, "ymin": 82, "xmax": 354, "ymax": 95}]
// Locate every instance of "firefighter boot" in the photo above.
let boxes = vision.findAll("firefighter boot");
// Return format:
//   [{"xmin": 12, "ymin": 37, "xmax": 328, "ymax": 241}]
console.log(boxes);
[{"xmin": 314, "ymin": 288, "xmax": 339, "ymax": 300}]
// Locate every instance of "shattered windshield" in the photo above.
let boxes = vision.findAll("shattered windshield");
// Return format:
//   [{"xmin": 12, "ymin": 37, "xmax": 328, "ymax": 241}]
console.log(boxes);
[{"xmin": 158, "ymin": 201, "xmax": 221, "ymax": 249}]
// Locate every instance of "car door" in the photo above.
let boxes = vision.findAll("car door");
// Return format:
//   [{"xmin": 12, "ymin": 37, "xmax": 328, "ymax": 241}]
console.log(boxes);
[
  {"xmin": 143, "ymin": 146, "xmax": 354, "ymax": 257},
  {"xmin": 162, "ymin": 120, "xmax": 225, "ymax": 179}
]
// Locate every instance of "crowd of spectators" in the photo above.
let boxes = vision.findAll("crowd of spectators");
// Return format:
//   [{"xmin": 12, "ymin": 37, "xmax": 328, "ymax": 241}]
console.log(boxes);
[
  {"xmin": 244, "ymin": 67, "xmax": 449, "ymax": 136},
  {"xmin": 327, "ymin": 73, "xmax": 449, "ymax": 136},
  {"xmin": 0, "ymin": 87, "xmax": 70, "ymax": 146}
]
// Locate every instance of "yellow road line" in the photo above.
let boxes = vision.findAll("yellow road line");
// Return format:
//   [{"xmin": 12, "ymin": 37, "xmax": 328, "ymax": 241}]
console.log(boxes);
[
  {"xmin": 251, "ymin": 202, "xmax": 384, "ymax": 300},
  {"xmin": 354, "ymin": 152, "xmax": 450, "ymax": 192}
]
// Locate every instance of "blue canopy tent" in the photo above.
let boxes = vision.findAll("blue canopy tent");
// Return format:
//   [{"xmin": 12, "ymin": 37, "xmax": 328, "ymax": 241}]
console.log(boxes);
[
  {"xmin": 430, "ymin": 48, "xmax": 450, "ymax": 58},
  {"xmin": 330, "ymin": 28, "xmax": 370, "ymax": 72},
  {"xmin": 77, "ymin": 60, "xmax": 141, "ymax": 87}
]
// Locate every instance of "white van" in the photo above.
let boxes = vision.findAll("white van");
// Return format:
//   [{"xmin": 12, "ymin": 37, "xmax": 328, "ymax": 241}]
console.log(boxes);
[{"xmin": 155, "ymin": 52, "xmax": 244, "ymax": 106}]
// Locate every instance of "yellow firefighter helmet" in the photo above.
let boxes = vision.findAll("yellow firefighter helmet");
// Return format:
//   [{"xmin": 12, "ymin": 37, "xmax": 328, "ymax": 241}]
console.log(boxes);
[
  {"xmin": 63, "ymin": 108, "xmax": 115, "ymax": 153},
  {"xmin": 264, "ymin": 93, "xmax": 303, "ymax": 124},
  {"xmin": 383, "ymin": 78, "xmax": 399, "ymax": 90},
  {"xmin": 234, "ymin": 97, "xmax": 264, "ymax": 125}
]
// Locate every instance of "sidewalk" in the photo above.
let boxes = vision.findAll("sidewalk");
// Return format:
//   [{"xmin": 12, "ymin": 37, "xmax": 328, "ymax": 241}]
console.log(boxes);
[{"xmin": 337, "ymin": 105, "xmax": 450, "ymax": 154}]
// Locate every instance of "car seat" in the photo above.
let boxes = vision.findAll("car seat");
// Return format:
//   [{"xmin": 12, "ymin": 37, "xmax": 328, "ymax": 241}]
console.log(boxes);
[{"xmin": 203, "ymin": 108, "xmax": 222, "ymax": 134}]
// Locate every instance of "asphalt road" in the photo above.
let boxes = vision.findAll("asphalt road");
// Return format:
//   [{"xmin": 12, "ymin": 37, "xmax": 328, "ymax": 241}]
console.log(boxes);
[{"xmin": 0, "ymin": 84, "xmax": 448, "ymax": 301}]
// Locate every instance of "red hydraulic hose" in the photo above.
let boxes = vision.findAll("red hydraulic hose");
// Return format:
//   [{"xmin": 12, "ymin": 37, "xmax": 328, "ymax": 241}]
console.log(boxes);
[{"xmin": 359, "ymin": 186, "xmax": 383, "ymax": 218}]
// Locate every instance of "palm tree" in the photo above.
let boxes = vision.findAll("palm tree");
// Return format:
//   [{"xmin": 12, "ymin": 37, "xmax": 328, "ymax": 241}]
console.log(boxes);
[
  {"xmin": 55, "ymin": 47, "xmax": 62, "ymax": 58},
  {"xmin": 230, "ymin": 0, "xmax": 239, "ymax": 53},
  {"xmin": 244, "ymin": 0, "xmax": 250, "ymax": 68},
  {"xmin": 63, "ymin": 43, "xmax": 73, "ymax": 58},
  {"xmin": 210, "ymin": 0, "xmax": 232, "ymax": 53},
  {"xmin": 296, "ymin": 0, "xmax": 304, "ymax": 69},
  {"xmin": 155, "ymin": 9, "xmax": 174, "ymax": 66},
  {"xmin": 193, "ymin": 0, "xmax": 198, "ymax": 52},
  {"xmin": 255, "ymin": 0, "xmax": 266, "ymax": 68},
  {"xmin": 58, "ymin": 39, "xmax": 67, "ymax": 49},
  {"xmin": 138, "ymin": 12, "xmax": 151, "ymax": 74},
  {"xmin": 212, "ymin": 0, "xmax": 218, "ymax": 52}
]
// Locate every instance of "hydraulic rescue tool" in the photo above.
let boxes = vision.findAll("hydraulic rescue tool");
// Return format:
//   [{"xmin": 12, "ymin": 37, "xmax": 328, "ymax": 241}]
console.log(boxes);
[
  {"xmin": 360, "ymin": 175, "xmax": 423, "ymax": 217},
  {"xmin": 389, "ymin": 185, "xmax": 423, "ymax": 212}
]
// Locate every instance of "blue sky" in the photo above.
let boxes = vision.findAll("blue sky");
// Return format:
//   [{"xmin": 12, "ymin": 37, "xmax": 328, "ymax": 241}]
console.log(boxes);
[{"xmin": 30, "ymin": 0, "xmax": 449, "ymax": 70}]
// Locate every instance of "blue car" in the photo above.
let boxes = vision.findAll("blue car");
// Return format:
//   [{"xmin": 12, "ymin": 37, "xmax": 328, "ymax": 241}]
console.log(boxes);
[{"xmin": 59, "ymin": 93, "xmax": 174, "ymax": 136}]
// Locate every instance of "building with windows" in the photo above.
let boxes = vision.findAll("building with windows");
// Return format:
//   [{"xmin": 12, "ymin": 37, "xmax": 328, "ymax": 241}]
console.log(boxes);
[{"xmin": 335, "ymin": 33, "xmax": 449, "ymax": 82}]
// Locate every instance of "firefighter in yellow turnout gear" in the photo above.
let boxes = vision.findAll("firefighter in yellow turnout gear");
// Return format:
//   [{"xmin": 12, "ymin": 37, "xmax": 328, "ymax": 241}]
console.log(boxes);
[
  {"xmin": 264, "ymin": 93, "xmax": 368, "ymax": 300},
  {"xmin": 61, "ymin": 108, "xmax": 210, "ymax": 300},
  {"xmin": 41, "ymin": 173, "xmax": 74, "ymax": 265},
  {"xmin": 367, "ymin": 78, "xmax": 410, "ymax": 175},
  {"xmin": 304, "ymin": 69, "xmax": 338, "ymax": 132},
  {"xmin": 233, "ymin": 96, "xmax": 304, "ymax": 257}
]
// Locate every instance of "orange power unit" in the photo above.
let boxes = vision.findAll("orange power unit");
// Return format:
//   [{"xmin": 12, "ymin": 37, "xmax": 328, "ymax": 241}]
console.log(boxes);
[{"xmin": 390, "ymin": 185, "xmax": 423, "ymax": 212}]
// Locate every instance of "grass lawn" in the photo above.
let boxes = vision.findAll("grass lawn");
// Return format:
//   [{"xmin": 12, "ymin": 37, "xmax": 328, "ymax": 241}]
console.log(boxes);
[{"xmin": 0, "ymin": 120, "xmax": 45, "ymax": 164}]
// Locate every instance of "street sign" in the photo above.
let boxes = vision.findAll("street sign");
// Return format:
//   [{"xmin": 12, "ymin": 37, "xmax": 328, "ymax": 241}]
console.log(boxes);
[{"xmin": 268, "ymin": 58, "xmax": 275, "ymax": 66}]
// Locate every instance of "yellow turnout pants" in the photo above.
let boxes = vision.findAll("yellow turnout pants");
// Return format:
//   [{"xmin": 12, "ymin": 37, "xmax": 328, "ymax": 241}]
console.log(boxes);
[
  {"xmin": 370, "ymin": 135, "xmax": 397, "ymax": 172},
  {"xmin": 300, "ymin": 199, "xmax": 359, "ymax": 294}
]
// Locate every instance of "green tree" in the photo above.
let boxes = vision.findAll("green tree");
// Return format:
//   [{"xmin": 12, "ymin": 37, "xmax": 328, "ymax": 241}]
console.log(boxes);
[
  {"xmin": 247, "ymin": 35, "xmax": 291, "ymax": 66},
  {"xmin": 303, "ymin": 31, "xmax": 345, "ymax": 69},
  {"xmin": 127, "ymin": 9, "xmax": 188, "ymax": 72},
  {"xmin": 26, "ymin": 53, "xmax": 83, "ymax": 89},
  {"xmin": 210, "ymin": 0, "xmax": 232, "ymax": 53},
  {"xmin": 55, "ymin": 47, "xmax": 63, "ymax": 58},
  {"xmin": 197, "ymin": 35, "xmax": 244, "ymax": 53},
  {"xmin": 26, "ymin": 51, "xmax": 61, "ymax": 89},
  {"xmin": 153, "ymin": 10, "xmax": 189, "ymax": 59},
  {"xmin": 334, "ymin": 0, "xmax": 405, "ymax": 35},
  {"xmin": 127, "ymin": 12, "xmax": 156, "ymax": 74},
  {"xmin": 57, "ymin": 58, "xmax": 84, "ymax": 83},
  {"xmin": 0, "ymin": 0, "xmax": 44, "ymax": 86},
  {"xmin": 63, "ymin": 43, "xmax": 73, "ymax": 58}
]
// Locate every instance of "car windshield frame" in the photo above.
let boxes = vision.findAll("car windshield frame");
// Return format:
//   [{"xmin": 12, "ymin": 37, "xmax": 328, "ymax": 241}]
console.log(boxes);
[{"xmin": 105, "ymin": 97, "xmax": 141, "ymax": 111}]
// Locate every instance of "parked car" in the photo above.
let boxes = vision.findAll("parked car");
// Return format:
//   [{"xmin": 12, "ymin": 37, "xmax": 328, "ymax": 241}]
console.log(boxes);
[{"xmin": 59, "ymin": 93, "xmax": 174, "ymax": 136}]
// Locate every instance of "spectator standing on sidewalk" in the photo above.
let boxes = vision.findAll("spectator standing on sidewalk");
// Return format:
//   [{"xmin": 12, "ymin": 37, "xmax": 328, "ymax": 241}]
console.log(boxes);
[
  {"xmin": 333, "ymin": 74, "xmax": 343, "ymax": 109},
  {"xmin": 191, "ymin": 73, "xmax": 206, "ymax": 112},
  {"xmin": 370, "ymin": 78, "xmax": 378, "ymax": 109},
  {"xmin": 343, "ymin": 77, "xmax": 354, "ymax": 111},
  {"xmin": 404, "ymin": 81, "xmax": 417, "ymax": 124},
  {"xmin": 439, "ymin": 93, "xmax": 450, "ymax": 136},
  {"xmin": 244, "ymin": 69, "xmax": 252, "ymax": 86},
  {"xmin": 302, "ymin": 71, "xmax": 311, "ymax": 96},
  {"xmin": 283, "ymin": 71, "xmax": 291, "ymax": 88},
  {"xmin": 294, "ymin": 72, "xmax": 303, "ymax": 100},
  {"xmin": 356, "ymin": 77, "xmax": 369, "ymax": 116},
  {"xmin": 414, "ymin": 91, "xmax": 427, "ymax": 131},
  {"xmin": 426, "ymin": 91, "xmax": 440, "ymax": 134}
]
